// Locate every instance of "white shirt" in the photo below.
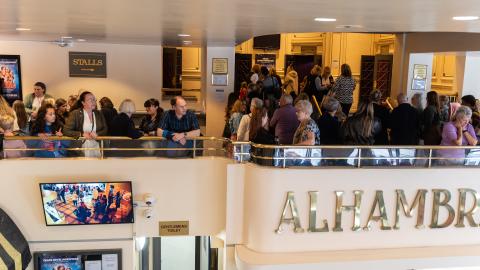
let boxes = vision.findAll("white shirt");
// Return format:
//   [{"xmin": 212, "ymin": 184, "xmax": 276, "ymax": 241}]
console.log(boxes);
[
  {"xmin": 250, "ymin": 73, "xmax": 259, "ymax": 84},
  {"xmin": 236, "ymin": 113, "xmax": 269, "ymax": 142},
  {"xmin": 32, "ymin": 96, "xmax": 44, "ymax": 113},
  {"xmin": 82, "ymin": 110, "xmax": 96, "ymax": 134}
]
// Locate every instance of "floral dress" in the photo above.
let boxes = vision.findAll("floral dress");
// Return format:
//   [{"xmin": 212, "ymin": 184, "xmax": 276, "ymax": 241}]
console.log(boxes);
[{"xmin": 293, "ymin": 118, "xmax": 321, "ymax": 145}]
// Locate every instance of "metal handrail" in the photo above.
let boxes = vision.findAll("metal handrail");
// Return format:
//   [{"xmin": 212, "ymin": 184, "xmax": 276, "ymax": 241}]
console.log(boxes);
[{"xmin": 3, "ymin": 136, "xmax": 480, "ymax": 168}]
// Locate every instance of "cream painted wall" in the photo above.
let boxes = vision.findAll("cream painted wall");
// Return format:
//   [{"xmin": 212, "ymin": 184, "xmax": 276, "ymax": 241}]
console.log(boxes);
[
  {"xmin": 230, "ymin": 164, "xmax": 480, "ymax": 253},
  {"xmin": 0, "ymin": 41, "xmax": 163, "ymax": 112},
  {"xmin": 406, "ymin": 53, "xmax": 434, "ymax": 104},
  {"xmin": 462, "ymin": 52, "xmax": 480, "ymax": 98},
  {"xmin": 0, "ymin": 158, "xmax": 229, "ymax": 269},
  {"xmin": 205, "ymin": 47, "xmax": 235, "ymax": 137},
  {"xmin": 395, "ymin": 33, "xmax": 480, "ymax": 98}
]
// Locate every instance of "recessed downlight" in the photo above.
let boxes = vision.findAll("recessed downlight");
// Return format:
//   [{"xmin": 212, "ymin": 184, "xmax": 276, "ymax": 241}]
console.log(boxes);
[
  {"xmin": 314, "ymin": 18, "xmax": 336, "ymax": 22},
  {"xmin": 15, "ymin": 27, "xmax": 31, "ymax": 31},
  {"xmin": 62, "ymin": 36, "xmax": 73, "ymax": 39},
  {"xmin": 452, "ymin": 16, "xmax": 479, "ymax": 21},
  {"xmin": 183, "ymin": 40, "xmax": 192, "ymax": 44},
  {"xmin": 178, "ymin": 33, "xmax": 191, "ymax": 37},
  {"xmin": 77, "ymin": 39, "xmax": 86, "ymax": 42}
]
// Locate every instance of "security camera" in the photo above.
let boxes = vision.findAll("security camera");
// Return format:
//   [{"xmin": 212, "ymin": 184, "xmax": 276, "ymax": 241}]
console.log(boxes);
[
  {"xmin": 144, "ymin": 208, "xmax": 153, "ymax": 219},
  {"xmin": 144, "ymin": 193, "xmax": 156, "ymax": 206}
]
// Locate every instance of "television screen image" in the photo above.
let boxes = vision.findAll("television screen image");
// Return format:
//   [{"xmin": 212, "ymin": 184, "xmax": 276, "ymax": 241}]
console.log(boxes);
[
  {"xmin": 39, "ymin": 255, "xmax": 82, "ymax": 270},
  {"xmin": 40, "ymin": 182, "xmax": 134, "ymax": 225},
  {"xmin": 253, "ymin": 34, "xmax": 281, "ymax": 50}
]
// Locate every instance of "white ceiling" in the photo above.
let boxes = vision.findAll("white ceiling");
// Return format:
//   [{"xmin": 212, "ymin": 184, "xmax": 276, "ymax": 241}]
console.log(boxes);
[{"xmin": 1, "ymin": 0, "xmax": 480, "ymax": 46}]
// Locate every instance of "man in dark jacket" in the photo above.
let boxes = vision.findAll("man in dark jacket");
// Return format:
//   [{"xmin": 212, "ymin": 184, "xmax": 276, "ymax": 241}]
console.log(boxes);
[{"xmin": 390, "ymin": 93, "xmax": 421, "ymax": 145}]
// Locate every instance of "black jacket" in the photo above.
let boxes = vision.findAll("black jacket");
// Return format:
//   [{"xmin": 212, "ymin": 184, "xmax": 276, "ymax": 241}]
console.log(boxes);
[
  {"xmin": 109, "ymin": 113, "xmax": 143, "ymax": 139},
  {"xmin": 373, "ymin": 103, "xmax": 390, "ymax": 145},
  {"xmin": 317, "ymin": 113, "xmax": 343, "ymax": 145},
  {"xmin": 390, "ymin": 103, "xmax": 420, "ymax": 145},
  {"xmin": 343, "ymin": 115, "xmax": 382, "ymax": 145}
]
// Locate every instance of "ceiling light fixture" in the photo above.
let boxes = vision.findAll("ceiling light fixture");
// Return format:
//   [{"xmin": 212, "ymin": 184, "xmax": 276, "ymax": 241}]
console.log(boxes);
[
  {"xmin": 15, "ymin": 27, "xmax": 31, "ymax": 31},
  {"xmin": 62, "ymin": 36, "xmax": 73, "ymax": 39},
  {"xmin": 77, "ymin": 39, "xmax": 86, "ymax": 42},
  {"xmin": 452, "ymin": 16, "xmax": 479, "ymax": 21},
  {"xmin": 178, "ymin": 34, "xmax": 191, "ymax": 37},
  {"xmin": 314, "ymin": 18, "xmax": 336, "ymax": 22},
  {"xmin": 183, "ymin": 40, "xmax": 192, "ymax": 44}
]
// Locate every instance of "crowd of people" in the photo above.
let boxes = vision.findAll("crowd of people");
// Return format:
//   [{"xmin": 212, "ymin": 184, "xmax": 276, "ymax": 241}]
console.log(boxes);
[
  {"xmin": 224, "ymin": 63, "xmax": 480, "ymax": 164},
  {"xmin": 1, "ymin": 62, "xmax": 480, "ymax": 164},
  {"xmin": 0, "ymin": 81, "xmax": 200, "ymax": 158}
]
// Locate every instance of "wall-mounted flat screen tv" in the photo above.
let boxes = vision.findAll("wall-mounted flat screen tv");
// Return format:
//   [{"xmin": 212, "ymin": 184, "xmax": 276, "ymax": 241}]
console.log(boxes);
[
  {"xmin": 39, "ymin": 181, "xmax": 134, "ymax": 226},
  {"xmin": 253, "ymin": 34, "xmax": 281, "ymax": 50},
  {"xmin": 34, "ymin": 249, "xmax": 122, "ymax": 270}
]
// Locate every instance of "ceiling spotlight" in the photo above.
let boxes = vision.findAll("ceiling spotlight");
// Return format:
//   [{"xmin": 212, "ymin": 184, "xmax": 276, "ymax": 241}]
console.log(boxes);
[
  {"xmin": 77, "ymin": 39, "xmax": 86, "ymax": 42},
  {"xmin": 15, "ymin": 27, "xmax": 31, "ymax": 31},
  {"xmin": 452, "ymin": 16, "xmax": 479, "ymax": 21},
  {"xmin": 314, "ymin": 18, "xmax": 336, "ymax": 22},
  {"xmin": 62, "ymin": 36, "xmax": 73, "ymax": 39},
  {"xmin": 178, "ymin": 34, "xmax": 191, "ymax": 37}
]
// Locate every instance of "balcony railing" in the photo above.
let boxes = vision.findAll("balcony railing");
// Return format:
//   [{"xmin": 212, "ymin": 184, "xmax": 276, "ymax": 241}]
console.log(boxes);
[{"xmin": 2, "ymin": 136, "xmax": 480, "ymax": 168}]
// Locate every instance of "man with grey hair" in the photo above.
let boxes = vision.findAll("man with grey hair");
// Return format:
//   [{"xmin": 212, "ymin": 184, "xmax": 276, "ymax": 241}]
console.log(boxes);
[
  {"xmin": 317, "ymin": 97, "xmax": 343, "ymax": 145},
  {"xmin": 390, "ymin": 93, "xmax": 421, "ymax": 145},
  {"xmin": 269, "ymin": 94, "xmax": 299, "ymax": 144}
]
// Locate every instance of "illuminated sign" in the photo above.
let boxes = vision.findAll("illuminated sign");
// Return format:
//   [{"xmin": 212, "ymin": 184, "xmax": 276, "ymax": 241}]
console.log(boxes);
[{"xmin": 69, "ymin": 52, "xmax": 107, "ymax": 78}]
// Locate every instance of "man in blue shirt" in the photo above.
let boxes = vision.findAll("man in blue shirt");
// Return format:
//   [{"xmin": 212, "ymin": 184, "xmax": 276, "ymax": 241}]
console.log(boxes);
[{"xmin": 157, "ymin": 96, "xmax": 200, "ymax": 145}]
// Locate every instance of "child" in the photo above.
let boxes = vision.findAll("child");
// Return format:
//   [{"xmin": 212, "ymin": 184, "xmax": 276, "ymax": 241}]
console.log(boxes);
[
  {"xmin": 0, "ymin": 114, "xmax": 26, "ymax": 158},
  {"xmin": 30, "ymin": 103, "xmax": 65, "ymax": 158},
  {"xmin": 239, "ymin": 81, "xmax": 248, "ymax": 101}
]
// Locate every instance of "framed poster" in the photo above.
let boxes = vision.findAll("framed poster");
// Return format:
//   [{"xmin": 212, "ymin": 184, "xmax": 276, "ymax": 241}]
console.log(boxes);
[
  {"xmin": 411, "ymin": 64, "xmax": 428, "ymax": 90},
  {"xmin": 0, "ymin": 55, "xmax": 22, "ymax": 104},
  {"xmin": 255, "ymin": 54, "xmax": 276, "ymax": 69},
  {"xmin": 212, "ymin": 58, "xmax": 228, "ymax": 74}
]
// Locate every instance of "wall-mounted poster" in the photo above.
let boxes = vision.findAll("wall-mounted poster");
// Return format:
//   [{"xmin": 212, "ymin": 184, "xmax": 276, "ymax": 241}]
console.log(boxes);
[
  {"xmin": 411, "ymin": 64, "xmax": 428, "ymax": 90},
  {"xmin": 0, "ymin": 55, "xmax": 22, "ymax": 104},
  {"xmin": 255, "ymin": 54, "xmax": 276, "ymax": 69},
  {"xmin": 212, "ymin": 58, "xmax": 228, "ymax": 74}
]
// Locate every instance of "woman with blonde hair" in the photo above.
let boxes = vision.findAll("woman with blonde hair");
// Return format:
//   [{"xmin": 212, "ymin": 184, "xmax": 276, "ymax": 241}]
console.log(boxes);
[
  {"xmin": 109, "ymin": 99, "xmax": 143, "ymax": 139},
  {"xmin": 0, "ymin": 95, "xmax": 19, "ymax": 132},
  {"xmin": 284, "ymin": 64, "xmax": 298, "ymax": 95},
  {"xmin": 293, "ymin": 100, "xmax": 320, "ymax": 145},
  {"xmin": 229, "ymin": 100, "xmax": 245, "ymax": 140}
]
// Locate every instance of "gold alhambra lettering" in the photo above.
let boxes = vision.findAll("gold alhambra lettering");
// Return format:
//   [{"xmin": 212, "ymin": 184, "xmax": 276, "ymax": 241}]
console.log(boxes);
[{"xmin": 275, "ymin": 189, "xmax": 476, "ymax": 234}]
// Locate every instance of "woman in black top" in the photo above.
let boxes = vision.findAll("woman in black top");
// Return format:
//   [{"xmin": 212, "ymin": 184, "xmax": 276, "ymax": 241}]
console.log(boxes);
[
  {"xmin": 422, "ymin": 91, "xmax": 442, "ymax": 145},
  {"xmin": 139, "ymin": 98, "xmax": 163, "ymax": 136},
  {"xmin": 99, "ymin": 97, "xmax": 118, "ymax": 132},
  {"xmin": 370, "ymin": 90, "xmax": 390, "ymax": 145},
  {"xmin": 109, "ymin": 99, "xmax": 143, "ymax": 139}
]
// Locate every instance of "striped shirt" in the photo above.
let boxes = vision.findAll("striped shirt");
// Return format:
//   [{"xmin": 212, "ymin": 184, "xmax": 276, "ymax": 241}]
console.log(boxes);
[
  {"xmin": 158, "ymin": 110, "xmax": 200, "ymax": 133},
  {"xmin": 333, "ymin": 76, "xmax": 356, "ymax": 104}
]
